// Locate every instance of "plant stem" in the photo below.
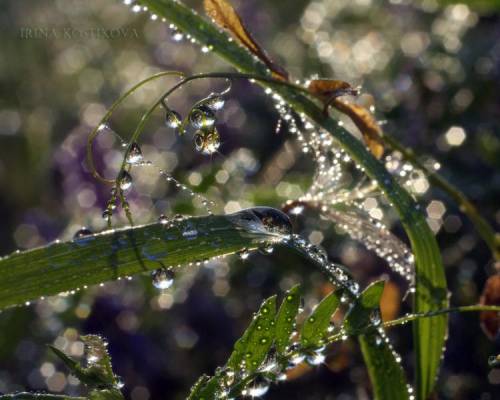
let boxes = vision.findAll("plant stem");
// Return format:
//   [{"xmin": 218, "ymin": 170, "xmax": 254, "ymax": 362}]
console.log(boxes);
[{"xmin": 86, "ymin": 71, "xmax": 184, "ymax": 184}]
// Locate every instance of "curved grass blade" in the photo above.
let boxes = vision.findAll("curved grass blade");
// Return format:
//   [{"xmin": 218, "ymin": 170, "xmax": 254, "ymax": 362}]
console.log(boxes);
[
  {"xmin": 0, "ymin": 209, "xmax": 285, "ymax": 310},
  {"xmin": 301, "ymin": 289, "xmax": 341, "ymax": 348},
  {"xmin": 136, "ymin": 2, "xmax": 448, "ymax": 397},
  {"xmin": 345, "ymin": 281, "xmax": 409, "ymax": 400},
  {"xmin": 227, "ymin": 295, "xmax": 277, "ymax": 373},
  {"xmin": 275, "ymin": 284, "xmax": 301, "ymax": 355}
]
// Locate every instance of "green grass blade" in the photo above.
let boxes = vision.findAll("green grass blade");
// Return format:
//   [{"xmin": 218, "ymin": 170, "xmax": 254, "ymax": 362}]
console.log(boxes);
[
  {"xmin": 344, "ymin": 281, "xmax": 385, "ymax": 335},
  {"xmin": 359, "ymin": 334, "xmax": 410, "ymax": 400},
  {"xmin": 275, "ymin": 284, "xmax": 301, "ymax": 355},
  {"xmin": 301, "ymin": 289, "xmax": 341, "ymax": 348},
  {"xmin": 227, "ymin": 296, "xmax": 277, "ymax": 373},
  {"xmin": 187, "ymin": 375, "xmax": 220, "ymax": 400},
  {"xmin": 346, "ymin": 281, "xmax": 409, "ymax": 400},
  {"xmin": 137, "ymin": 1, "xmax": 449, "ymax": 397},
  {"xmin": 0, "ymin": 211, "xmax": 280, "ymax": 310}
]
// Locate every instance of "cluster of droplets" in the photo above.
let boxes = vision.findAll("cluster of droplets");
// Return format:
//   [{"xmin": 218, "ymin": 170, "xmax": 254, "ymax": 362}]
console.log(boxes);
[{"xmin": 164, "ymin": 89, "xmax": 226, "ymax": 156}]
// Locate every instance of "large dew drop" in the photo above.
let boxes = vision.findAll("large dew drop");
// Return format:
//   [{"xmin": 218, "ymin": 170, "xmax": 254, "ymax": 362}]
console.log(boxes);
[
  {"xmin": 152, "ymin": 268, "xmax": 175, "ymax": 290},
  {"xmin": 193, "ymin": 128, "xmax": 220, "ymax": 155},
  {"xmin": 189, "ymin": 106, "xmax": 215, "ymax": 129},
  {"xmin": 227, "ymin": 207, "xmax": 293, "ymax": 238},
  {"xmin": 165, "ymin": 110, "xmax": 182, "ymax": 129},
  {"xmin": 203, "ymin": 93, "xmax": 225, "ymax": 111}
]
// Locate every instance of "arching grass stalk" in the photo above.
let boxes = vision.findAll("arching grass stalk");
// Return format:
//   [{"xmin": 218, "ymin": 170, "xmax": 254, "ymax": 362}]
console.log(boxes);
[{"xmin": 86, "ymin": 70, "xmax": 184, "ymax": 185}]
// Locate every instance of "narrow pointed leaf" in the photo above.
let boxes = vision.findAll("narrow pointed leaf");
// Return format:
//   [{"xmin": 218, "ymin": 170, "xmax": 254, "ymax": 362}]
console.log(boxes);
[
  {"xmin": 227, "ymin": 295, "xmax": 277, "ymax": 372},
  {"xmin": 359, "ymin": 333, "xmax": 410, "ymax": 400},
  {"xmin": 275, "ymin": 284, "xmax": 301, "ymax": 354},
  {"xmin": 301, "ymin": 289, "xmax": 341, "ymax": 348},
  {"xmin": 187, "ymin": 375, "xmax": 221, "ymax": 400},
  {"xmin": 346, "ymin": 281, "xmax": 409, "ymax": 400},
  {"xmin": 344, "ymin": 280, "xmax": 385, "ymax": 335},
  {"xmin": 0, "ymin": 209, "xmax": 285, "ymax": 310}
]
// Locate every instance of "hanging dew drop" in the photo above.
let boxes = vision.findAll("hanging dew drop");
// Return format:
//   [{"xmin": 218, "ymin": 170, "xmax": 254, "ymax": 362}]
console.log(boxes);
[
  {"xmin": 126, "ymin": 142, "xmax": 143, "ymax": 164},
  {"xmin": 193, "ymin": 128, "xmax": 220, "ymax": 155},
  {"xmin": 118, "ymin": 170, "xmax": 133, "ymax": 191},
  {"xmin": 203, "ymin": 93, "xmax": 225, "ymax": 111},
  {"xmin": 152, "ymin": 268, "xmax": 175, "ymax": 290},
  {"xmin": 165, "ymin": 110, "xmax": 182, "ymax": 129},
  {"xmin": 189, "ymin": 106, "xmax": 215, "ymax": 129}
]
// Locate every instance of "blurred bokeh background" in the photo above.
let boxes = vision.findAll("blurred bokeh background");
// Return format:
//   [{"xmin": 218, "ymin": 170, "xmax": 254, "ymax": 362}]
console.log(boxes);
[{"xmin": 0, "ymin": 0, "xmax": 499, "ymax": 399}]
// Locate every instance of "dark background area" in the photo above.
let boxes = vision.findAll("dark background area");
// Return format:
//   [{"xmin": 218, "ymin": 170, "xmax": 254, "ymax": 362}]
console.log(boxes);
[{"xmin": 0, "ymin": 0, "xmax": 499, "ymax": 399}]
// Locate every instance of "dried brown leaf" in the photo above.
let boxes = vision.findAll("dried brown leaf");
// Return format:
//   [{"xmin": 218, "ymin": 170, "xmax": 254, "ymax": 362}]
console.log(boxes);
[
  {"xmin": 308, "ymin": 79, "xmax": 358, "ymax": 103},
  {"xmin": 480, "ymin": 274, "xmax": 500, "ymax": 340},
  {"xmin": 204, "ymin": 0, "xmax": 288, "ymax": 80},
  {"xmin": 331, "ymin": 98, "xmax": 385, "ymax": 159}
]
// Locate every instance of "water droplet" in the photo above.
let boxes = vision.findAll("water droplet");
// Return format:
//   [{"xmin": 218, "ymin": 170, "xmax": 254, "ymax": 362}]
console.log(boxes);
[
  {"xmin": 126, "ymin": 142, "xmax": 143, "ymax": 164},
  {"xmin": 182, "ymin": 227, "xmax": 198, "ymax": 240},
  {"xmin": 203, "ymin": 93, "xmax": 225, "ymax": 111},
  {"xmin": 247, "ymin": 375, "xmax": 270, "ymax": 397},
  {"xmin": 118, "ymin": 170, "xmax": 133, "ymax": 191},
  {"xmin": 74, "ymin": 227, "xmax": 92, "ymax": 239},
  {"xmin": 227, "ymin": 207, "xmax": 293, "ymax": 237},
  {"xmin": 170, "ymin": 27, "xmax": 184, "ymax": 42},
  {"xmin": 189, "ymin": 106, "xmax": 215, "ymax": 129},
  {"xmin": 158, "ymin": 214, "xmax": 169, "ymax": 225},
  {"xmin": 193, "ymin": 128, "xmax": 221, "ymax": 155},
  {"xmin": 237, "ymin": 248, "xmax": 250, "ymax": 260},
  {"xmin": 370, "ymin": 309, "xmax": 382, "ymax": 326},
  {"xmin": 165, "ymin": 110, "xmax": 182, "ymax": 128},
  {"xmin": 102, "ymin": 210, "xmax": 112, "ymax": 220},
  {"xmin": 152, "ymin": 268, "xmax": 175, "ymax": 290},
  {"xmin": 259, "ymin": 243, "xmax": 274, "ymax": 255}
]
